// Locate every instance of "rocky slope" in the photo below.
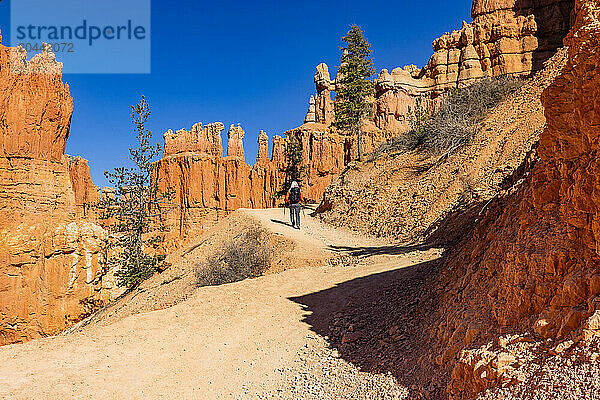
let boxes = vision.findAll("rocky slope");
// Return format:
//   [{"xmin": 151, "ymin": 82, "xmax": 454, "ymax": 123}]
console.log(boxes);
[
  {"xmin": 317, "ymin": 0, "xmax": 600, "ymax": 398},
  {"xmin": 0, "ymin": 39, "xmax": 119, "ymax": 346},
  {"xmin": 432, "ymin": 1, "xmax": 600, "ymax": 397},
  {"xmin": 319, "ymin": 47, "xmax": 567, "ymax": 245}
]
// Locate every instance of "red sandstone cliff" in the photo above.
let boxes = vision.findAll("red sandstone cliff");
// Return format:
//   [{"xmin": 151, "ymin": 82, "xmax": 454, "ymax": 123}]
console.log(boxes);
[
  {"xmin": 418, "ymin": 1, "xmax": 600, "ymax": 397},
  {"xmin": 0, "ymin": 39, "xmax": 119, "ymax": 346},
  {"xmin": 154, "ymin": 122, "xmax": 361, "ymax": 245}
]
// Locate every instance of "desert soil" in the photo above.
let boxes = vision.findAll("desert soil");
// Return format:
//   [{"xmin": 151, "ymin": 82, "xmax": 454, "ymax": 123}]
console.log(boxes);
[{"xmin": 0, "ymin": 208, "xmax": 442, "ymax": 400}]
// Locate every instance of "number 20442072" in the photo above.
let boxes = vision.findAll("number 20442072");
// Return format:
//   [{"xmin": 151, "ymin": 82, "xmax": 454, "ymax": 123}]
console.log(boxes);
[{"xmin": 18, "ymin": 42, "xmax": 75, "ymax": 53}]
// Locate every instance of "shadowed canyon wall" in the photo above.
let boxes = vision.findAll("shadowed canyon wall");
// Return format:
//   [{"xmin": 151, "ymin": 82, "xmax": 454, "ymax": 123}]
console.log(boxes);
[
  {"xmin": 0, "ymin": 40, "xmax": 119, "ymax": 346},
  {"xmin": 415, "ymin": 1, "xmax": 600, "ymax": 397}
]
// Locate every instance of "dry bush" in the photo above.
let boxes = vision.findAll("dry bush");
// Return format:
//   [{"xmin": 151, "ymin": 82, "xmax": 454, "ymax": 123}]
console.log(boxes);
[
  {"xmin": 371, "ymin": 76, "xmax": 524, "ymax": 158},
  {"xmin": 369, "ymin": 134, "xmax": 419, "ymax": 160},
  {"xmin": 422, "ymin": 76, "xmax": 523, "ymax": 153},
  {"xmin": 195, "ymin": 226, "xmax": 273, "ymax": 287}
]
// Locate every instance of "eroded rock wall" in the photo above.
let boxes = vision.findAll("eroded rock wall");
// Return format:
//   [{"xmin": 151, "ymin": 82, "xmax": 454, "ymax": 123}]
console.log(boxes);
[
  {"xmin": 305, "ymin": 0, "xmax": 574, "ymax": 135},
  {"xmin": 0, "ymin": 40, "xmax": 118, "ymax": 346},
  {"xmin": 425, "ymin": 1, "xmax": 600, "ymax": 397},
  {"xmin": 69, "ymin": 156, "xmax": 101, "ymax": 219},
  {"xmin": 154, "ymin": 117, "xmax": 398, "ymax": 245}
]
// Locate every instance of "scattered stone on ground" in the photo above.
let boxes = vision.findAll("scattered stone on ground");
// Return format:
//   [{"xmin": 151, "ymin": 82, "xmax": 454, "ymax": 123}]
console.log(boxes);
[
  {"xmin": 477, "ymin": 337, "xmax": 600, "ymax": 400},
  {"xmin": 256, "ymin": 332, "xmax": 408, "ymax": 400}
]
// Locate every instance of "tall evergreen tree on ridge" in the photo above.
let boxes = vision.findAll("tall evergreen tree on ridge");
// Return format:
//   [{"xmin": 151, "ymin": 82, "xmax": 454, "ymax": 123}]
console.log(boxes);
[
  {"xmin": 278, "ymin": 132, "xmax": 306, "ymax": 199},
  {"xmin": 333, "ymin": 25, "xmax": 376, "ymax": 162}
]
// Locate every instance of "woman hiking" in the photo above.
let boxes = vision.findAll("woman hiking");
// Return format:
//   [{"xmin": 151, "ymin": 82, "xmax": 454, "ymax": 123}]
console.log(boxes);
[{"xmin": 285, "ymin": 181, "xmax": 304, "ymax": 229}]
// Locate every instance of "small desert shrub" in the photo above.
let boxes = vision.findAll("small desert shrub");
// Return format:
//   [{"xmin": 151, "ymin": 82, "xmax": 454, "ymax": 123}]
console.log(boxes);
[
  {"xmin": 196, "ymin": 226, "xmax": 273, "ymax": 287},
  {"xmin": 369, "ymin": 134, "xmax": 420, "ymax": 160},
  {"xmin": 372, "ymin": 76, "xmax": 524, "ymax": 157},
  {"xmin": 422, "ymin": 76, "xmax": 523, "ymax": 153}
]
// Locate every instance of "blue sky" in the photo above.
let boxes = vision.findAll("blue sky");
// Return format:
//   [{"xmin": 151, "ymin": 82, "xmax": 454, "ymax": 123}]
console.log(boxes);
[{"xmin": 0, "ymin": 1, "xmax": 472, "ymax": 187}]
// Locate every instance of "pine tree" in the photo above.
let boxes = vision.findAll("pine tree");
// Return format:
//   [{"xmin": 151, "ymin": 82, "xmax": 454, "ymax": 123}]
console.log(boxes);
[
  {"xmin": 98, "ymin": 95, "xmax": 173, "ymax": 290},
  {"xmin": 285, "ymin": 134, "xmax": 304, "ymax": 184},
  {"xmin": 333, "ymin": 25, "xmax": 376, "ymax": 161},
  {"xmin": 279, "ymin": 133, "xmax": 305, "ymax": 197}
]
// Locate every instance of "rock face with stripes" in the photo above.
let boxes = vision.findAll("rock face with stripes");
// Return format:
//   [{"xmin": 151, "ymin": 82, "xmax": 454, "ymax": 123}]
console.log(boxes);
[
  {"xmin": 0, "ymin": 38, "xmax": 120, "ymax": 346},
  {"xmin": 419, "ymin": 1, "xmax": 600, "ymax": 397}
]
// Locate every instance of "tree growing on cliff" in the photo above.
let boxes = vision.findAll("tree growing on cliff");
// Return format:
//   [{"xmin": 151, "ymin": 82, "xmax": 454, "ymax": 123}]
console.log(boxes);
[
  {"xmin": 285, "ymin": 134, "xmax": 305, "ymax": 183},
  {"xmin": 279, "ymin": 133, "xmax": 306, "ymax": 198},
  {"xmin": 333, "ymin": 25, "xmax": 376, "ymax": 161},
  {"xmin": 98, "ymin": 96, "xmax": 173, "ymax": 290}
]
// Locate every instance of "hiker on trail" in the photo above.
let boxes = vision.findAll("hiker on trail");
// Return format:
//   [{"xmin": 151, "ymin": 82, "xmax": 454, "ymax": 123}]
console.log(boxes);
[{"xmin": 285, "ymin": 181, "xmax": 304, "ymax": 229}]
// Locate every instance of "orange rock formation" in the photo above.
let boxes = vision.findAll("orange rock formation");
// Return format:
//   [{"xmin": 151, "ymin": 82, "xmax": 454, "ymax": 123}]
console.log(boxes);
[
  {"xmin": 154, "ymin": 122, "xmax": 378, "ymax": 245},
  {"xmin": 306, "ymin": 0, "xmax": 574, "ymax": 134},
  {"xmin": 424, "ymin": 1, "xmax": 600, "ymax": 397},
  {"xmin": 0, "ymin": 40, "xmax": 119, "ymax": 346}
]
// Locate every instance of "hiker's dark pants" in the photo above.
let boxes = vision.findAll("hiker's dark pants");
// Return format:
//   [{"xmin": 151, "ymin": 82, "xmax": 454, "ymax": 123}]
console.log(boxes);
[{"xmin": 290, "ymin": 204, "xmax": 301, "ymax": 227}]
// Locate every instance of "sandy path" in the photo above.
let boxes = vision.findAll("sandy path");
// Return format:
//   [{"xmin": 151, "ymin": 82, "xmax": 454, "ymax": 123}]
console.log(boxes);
[
  {"xmin": 0, "ymin": 208, "xmax": 440, "ymax": 399},
  {"xmin": 243, "ymin": 206, "xmax": 390, "ymax": 254}
]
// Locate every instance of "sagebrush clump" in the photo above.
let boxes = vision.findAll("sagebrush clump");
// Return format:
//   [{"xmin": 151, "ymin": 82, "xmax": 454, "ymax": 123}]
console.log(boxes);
[
  {"xmin": 196, "ymin": 226, "xmax": 273, "ymax": 287},
  {"xmin": 372, "ymin": 76, "xmax": 524, "ymax": 157}
]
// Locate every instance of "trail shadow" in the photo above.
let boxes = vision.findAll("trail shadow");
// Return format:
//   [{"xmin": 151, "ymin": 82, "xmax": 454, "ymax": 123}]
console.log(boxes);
[
  {"xmin": 296, "ymin": 198, "xmax": 485, "ymax": 397},
  {"xmin": 328, "ymin": 243, "xmax": 431, "ymax": 258},
  {"xmin": 289, "ymin": 156, "xmax": 540, "ymax": 399},
  {"xmin": 270, "ymin": 218, "xmax": 293, "ymax": 228},
  {"xmin": 271, "ymin": 204, "xmax": 317, "ymax": 225},
  {"xmin": 289, "ymin": 257, "xmax": 447, "ymax": 399}
]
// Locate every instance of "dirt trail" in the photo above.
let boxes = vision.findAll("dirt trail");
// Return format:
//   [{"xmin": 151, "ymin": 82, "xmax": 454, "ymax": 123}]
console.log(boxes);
[
  {"xmin": 243, "ymin": 206, "xmax": 390, "ymax": 254},
  {"xmin": 0, "ymin": 208, "xmax": 441, "ymax": 400}
]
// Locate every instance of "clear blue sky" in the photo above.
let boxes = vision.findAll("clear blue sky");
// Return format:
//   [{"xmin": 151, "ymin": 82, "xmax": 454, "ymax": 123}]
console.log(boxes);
[{"xmin": 0, "ymin": 1, "xmax": 472, "ymax": 187}]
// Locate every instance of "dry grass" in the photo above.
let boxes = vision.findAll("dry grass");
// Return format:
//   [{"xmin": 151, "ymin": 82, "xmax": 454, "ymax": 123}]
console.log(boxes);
[
  {"xmin": 195, "ymin": 226, "xmax": 274, "ymax": 287},
  {"xmin": 371, "ymin": 76, "xmax": 524, "ymax": 158}
]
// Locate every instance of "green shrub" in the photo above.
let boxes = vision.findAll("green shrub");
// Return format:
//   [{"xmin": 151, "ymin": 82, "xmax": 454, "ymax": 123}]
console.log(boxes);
[{"xmin": 196, "ymin": 226, "xmax": 273, "ymax": 287}]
